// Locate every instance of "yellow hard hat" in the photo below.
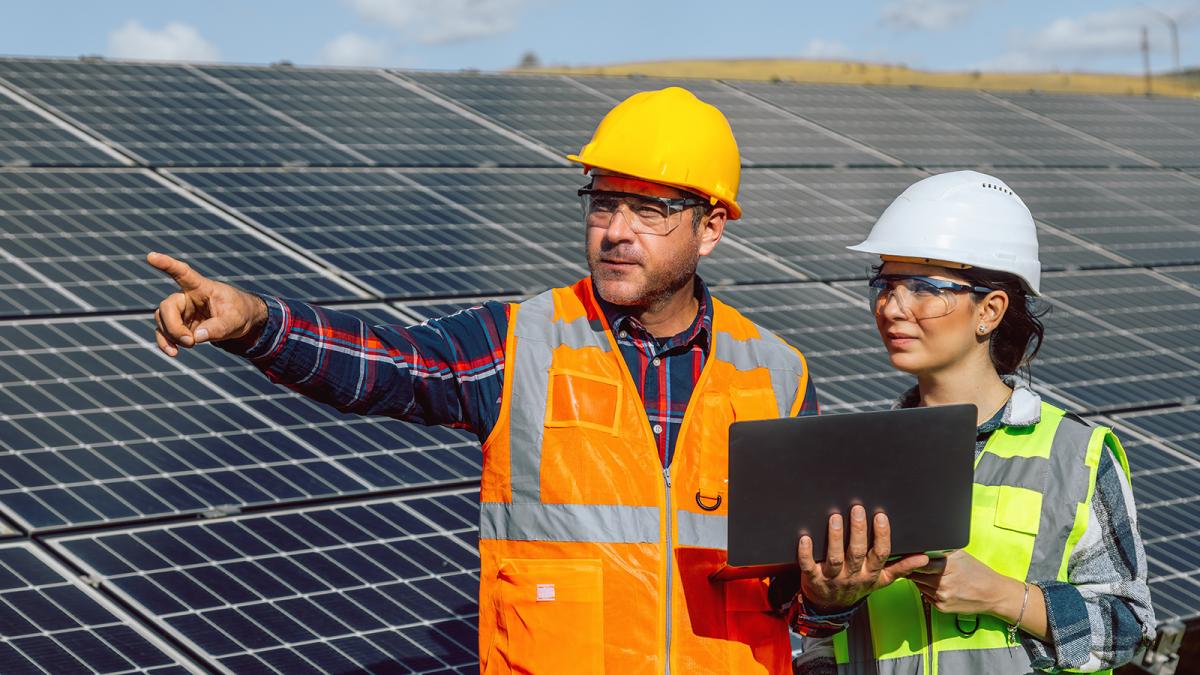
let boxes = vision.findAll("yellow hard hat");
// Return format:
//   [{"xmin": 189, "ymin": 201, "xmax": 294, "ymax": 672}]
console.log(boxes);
[{"xmin": 568, "ymin": 87, "xmax": 743, "ymax": 220}]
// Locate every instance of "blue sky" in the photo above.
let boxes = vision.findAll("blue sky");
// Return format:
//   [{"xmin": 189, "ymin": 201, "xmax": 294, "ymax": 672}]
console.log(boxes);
[{"xmin": 4, "ymin": 0, "xmax": 1200, "ymax": 74}]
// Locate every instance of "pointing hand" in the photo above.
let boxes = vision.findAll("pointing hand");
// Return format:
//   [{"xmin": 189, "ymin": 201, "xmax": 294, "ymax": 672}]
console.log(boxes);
[{"xmin": 146, "ymin": 252, "xmax": 267, "ymax": 357}]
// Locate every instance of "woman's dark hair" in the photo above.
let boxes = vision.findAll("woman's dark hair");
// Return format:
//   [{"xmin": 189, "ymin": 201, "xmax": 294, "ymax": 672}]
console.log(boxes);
[{"xmin": 958, "ymin": 267, "xmax": 1050, "ymax": 378}]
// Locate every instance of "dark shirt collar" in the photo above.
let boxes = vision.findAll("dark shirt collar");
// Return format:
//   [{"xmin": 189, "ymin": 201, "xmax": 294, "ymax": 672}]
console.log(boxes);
[{"xmin": 593, "ymin": 276, "xmax": 713, "ymax": 355}]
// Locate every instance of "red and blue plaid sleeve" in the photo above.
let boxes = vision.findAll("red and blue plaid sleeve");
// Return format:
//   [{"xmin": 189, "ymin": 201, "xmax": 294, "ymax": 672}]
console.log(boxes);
[{"xmin": 221, "ymin": 295, "xmax": 511, "ymax": 440}]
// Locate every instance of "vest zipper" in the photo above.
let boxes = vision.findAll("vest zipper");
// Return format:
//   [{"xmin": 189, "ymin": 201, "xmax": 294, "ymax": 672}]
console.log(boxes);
[
  {"xmin": 922, "ymin": 596, "xmax": 934, "ymax": 675},
  {"xmin": 663, "ymin": 465, "xmax": 673, "ymax": 675}
]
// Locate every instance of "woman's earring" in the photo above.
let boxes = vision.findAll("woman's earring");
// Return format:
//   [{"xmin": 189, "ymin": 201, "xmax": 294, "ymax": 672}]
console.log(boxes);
[{"xmin": 977, "ymin": 324, "xmax": 987, "ymax": 334}]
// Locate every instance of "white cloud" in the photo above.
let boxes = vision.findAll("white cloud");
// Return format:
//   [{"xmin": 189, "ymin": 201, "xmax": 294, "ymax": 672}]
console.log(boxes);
[
  {"xmin": 980, "ymin": 6, "xmax": 1183, "ymax": 71},
  {"xmin": 881, "ymin": 0, "xmax": 986, "ymax": 31},
  {"xmin": 318, "ymin": 32, "xmax": 391, "ymax": 66},
  {"xmin": 345, "ymin": 0, "xmax": 530, "ymax": 45},
  {"xmin": 106, "ymin": 20, "xmax": 220, "ymax": 62},
  {"xmin": 801, "ymin": 39, "xmax": 852, "ymax": 59}
]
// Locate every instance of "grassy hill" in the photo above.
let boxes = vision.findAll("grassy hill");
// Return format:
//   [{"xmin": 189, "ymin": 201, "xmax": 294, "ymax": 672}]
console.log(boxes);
[{"xmin": 523, "ymin": 58, "xmax": 1200, "ymax": 98}]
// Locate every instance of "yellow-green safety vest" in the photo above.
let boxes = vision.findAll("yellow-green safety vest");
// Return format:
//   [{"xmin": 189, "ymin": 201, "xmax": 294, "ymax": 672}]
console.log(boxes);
[{"xmin": 832, "ymin": 401, "xmax": 1130, "ymax": 675}]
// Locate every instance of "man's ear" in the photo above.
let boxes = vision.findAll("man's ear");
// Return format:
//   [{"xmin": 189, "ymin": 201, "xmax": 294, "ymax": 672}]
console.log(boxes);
[{"xmin": 697, "ymin": 206, "xmax": 727, "ymax": 257}]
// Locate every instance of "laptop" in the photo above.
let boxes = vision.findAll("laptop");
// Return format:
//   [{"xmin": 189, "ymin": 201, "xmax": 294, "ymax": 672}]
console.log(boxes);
[{"xmin": 715, "ymin": 404, "xmax": 977, "ymax": 580}]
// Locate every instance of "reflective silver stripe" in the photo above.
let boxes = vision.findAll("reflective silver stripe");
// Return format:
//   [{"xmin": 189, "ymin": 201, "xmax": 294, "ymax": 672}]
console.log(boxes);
[
  {"xmin": 974, "ymin": 453, "xmax": 1047, "ymax": 493},
  {"xmin": 877, "ymin": 655, "xmax": 923, "ymax": 675},
  {"xmin": 480, "ymin": 502, "xmax": 660, "ymax": 543},
  {"xmin": 712, "ymin": 326, "xmax": 804, "ymax": 418},
  {"xmin": 676, "ymin": 511, "xmax": 726, "ymax": 549},
  {"xmin": 1027, "ymin": 414, "xmax": 1095, "ymax": 582},
  {"xmin": 936, "ymin": 645, "xmax": 1033, "ymax": 673},
  {"xmin": 509, "ymin": 290, "xmax": 555, "ymax": 503}
]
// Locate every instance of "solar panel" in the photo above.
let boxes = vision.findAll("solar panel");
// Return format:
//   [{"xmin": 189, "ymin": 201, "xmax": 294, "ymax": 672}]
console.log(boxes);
[
  {"xmin": 169, "ymin": 167, "xmax": 585, "ymax": 299},
  {"xmin": 0, "ymin": 168, "xmax": 359, "ymax": 317},
  {"xmin": 49, "ymin": 492, "xmax": 481, "ymax": 674},
  {"xmin": 0, "ymin": 54, "xmax": 1199, "ymax": 668},
  {"xmin": 1035, "ymin": 270, "xmax": 1200, "ymax": 413},
  {"xmin": 0, "ymin": 88, "xmax": 122, "ymax": 167},
  {"xmin": 403, "ymin": 71, "xmax": 614, "ymax": 156},
  {"xmin": 0, "ymin": 313, "xmax": 480, "ymax": 531},
  {"xmin": 992, "ymin": 91, "xmax": 1200, "ymax": 168},
  {"xmin": 1109, "ymin": 409, "xmax": 1200, "ymax": 621},
  {"xmin": 1002, "ymin": 169, "xmax": 1200, "ymax": 267},
  {"xmin": 0, "ymin": 541, "xmax": 198, "ymax": 673},
  {"xmin": 568, "ymin": 75, "xmax": 885, "ymax": 167},
  {"xmin": 863, "ymin": 87, "xmax": 1141, "ymax": 168},
  {"xmin": 732, "ymin": 81, "xmax": 1053, "ymax": 167},
  {"xmin": 196, "ymin": 65, "xmax": 556, "ymax": 168},
  {"xmin": 0, "ymin": 58, "xmax": 359, "ymax": 167}
]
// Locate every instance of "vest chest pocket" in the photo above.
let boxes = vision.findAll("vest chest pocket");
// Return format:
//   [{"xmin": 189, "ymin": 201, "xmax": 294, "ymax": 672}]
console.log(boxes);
[
  {"xmin": 545, "ymin": 369, "xmax": 623, "ymax": 435},
  {"xmin": 994, "ymin": 485, "xmax": 1042, "ymax": 535},
  {"xmin": 496, "ymin": 558, "xmax": 605, "ymax": 674},
  {"xmin": 730, "ymin": 387, "xmax": 779, "ymax": 422}
]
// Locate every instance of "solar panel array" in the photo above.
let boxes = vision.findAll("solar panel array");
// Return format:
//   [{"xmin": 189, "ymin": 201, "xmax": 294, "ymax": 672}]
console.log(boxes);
[{"xmin": 0, "ymin": 55, "xmax": 1197, "ymax": 671}]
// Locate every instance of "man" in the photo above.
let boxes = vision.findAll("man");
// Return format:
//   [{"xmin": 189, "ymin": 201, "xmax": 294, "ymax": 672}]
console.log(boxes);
[{"xmin": 148, "ymin": 87, "xmax": 918, "ymax": 673}]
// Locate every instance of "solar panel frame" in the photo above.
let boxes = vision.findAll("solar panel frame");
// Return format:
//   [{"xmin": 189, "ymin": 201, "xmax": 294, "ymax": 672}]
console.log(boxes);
[
  {"xmin": 195, "ymin": 64, "xmax": 558, "ymax": 168},
  {"xmin": 991, "ymin": 90, "xmax": 1200, "ymax": 168},
  {"xmin": 47, "ymin": 491, "xmax": 482, "ymax": 674},
  {"xmin": 0, "ymin": 311, "xmax": 482, "ymax": 532},
  {"xmin": 168, "ymin": 167, "xmax": 588, "ymax": 299},
  {"xmin": 0, "ymin": 84, "xmax": 125, "ymax": 168},
  {"xmin": 0, "ymin": 540, "xmax": 202, "ymax": 673},
  {"xmin": 0, "ymin": 58, "xmax": 362, "ymax": 167},
  {"xmin": 0, "ymin": 167, "xmax": 364, "ymax": 317}
]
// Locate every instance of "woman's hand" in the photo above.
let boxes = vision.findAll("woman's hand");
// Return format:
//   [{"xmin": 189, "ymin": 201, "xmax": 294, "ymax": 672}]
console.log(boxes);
[{"xmin": 909, "ymin": 550, "xmax": 1015, "ymax": 615}]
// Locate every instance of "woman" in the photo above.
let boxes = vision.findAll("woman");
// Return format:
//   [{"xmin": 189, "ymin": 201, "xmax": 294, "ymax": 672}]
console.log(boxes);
[{"xmin": 795, "ymin": 170, "xmax": 1155, "ymax": 674}]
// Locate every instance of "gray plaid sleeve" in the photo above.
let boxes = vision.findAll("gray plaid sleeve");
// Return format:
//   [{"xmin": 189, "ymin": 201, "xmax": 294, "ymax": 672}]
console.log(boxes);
[{"xmin": 1023, "ymin": 443, "xmax": 1156, "ymax": 671}]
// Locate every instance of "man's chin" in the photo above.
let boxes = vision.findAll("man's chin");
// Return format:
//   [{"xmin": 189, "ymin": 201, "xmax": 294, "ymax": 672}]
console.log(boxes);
[{"xmin": 591, "ymin": 274, "xmax": 645, "ymax": 307}]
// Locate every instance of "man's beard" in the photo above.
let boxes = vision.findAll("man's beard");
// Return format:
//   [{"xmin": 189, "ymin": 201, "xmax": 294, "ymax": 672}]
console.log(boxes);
[{"xmin": 588, "ymin": 241, "xmax": 700, "ymax": 312}]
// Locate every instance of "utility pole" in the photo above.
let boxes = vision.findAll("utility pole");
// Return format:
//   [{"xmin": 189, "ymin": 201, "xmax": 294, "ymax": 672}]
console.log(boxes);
[
  {"xmin": 1142, "ymin": 26, "xmax": 1153, "ymax": 95},
  {"xmin": 1141, "ymin": 4, "xmax": 1181, "ymax": 72}
]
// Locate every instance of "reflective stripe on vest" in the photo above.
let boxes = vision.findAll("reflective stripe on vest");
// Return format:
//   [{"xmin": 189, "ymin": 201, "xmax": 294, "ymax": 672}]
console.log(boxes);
[
  {"xmin": 494, "ymin": 284, "xmax": 803, "ymax": 544},
  {"xmin": 835, "ymin": 403, "xmax": 1128, "ymax": 674}
]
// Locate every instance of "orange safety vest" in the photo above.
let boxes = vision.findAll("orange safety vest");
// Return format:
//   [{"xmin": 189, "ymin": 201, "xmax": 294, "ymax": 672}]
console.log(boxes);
[{"xmin": 478, "ymin": 278, "xmax": 811, "ymax": 674}]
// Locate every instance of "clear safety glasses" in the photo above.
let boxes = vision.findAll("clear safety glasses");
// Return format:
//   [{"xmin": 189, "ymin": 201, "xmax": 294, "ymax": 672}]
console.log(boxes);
[
  {"xmin": 578, "ymin": 187, "xmax": 709, "ymax": 236},
  {"xmin": 868, "ymin": 274, "xmax": 993, "ymax": 320}
]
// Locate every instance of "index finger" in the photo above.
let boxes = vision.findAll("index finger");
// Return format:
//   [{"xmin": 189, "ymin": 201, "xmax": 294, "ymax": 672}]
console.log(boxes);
[{"xmin": 146, "ymin": 252, "xmax": 203, "ymax": 291}]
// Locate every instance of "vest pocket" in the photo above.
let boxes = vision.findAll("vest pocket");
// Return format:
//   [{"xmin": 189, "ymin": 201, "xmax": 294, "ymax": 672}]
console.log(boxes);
[
  {"xmin": 545, "ymin": 369, "xmax": 622, "ymax": 435},
  {"xmin": 496, "ymin": 558, "xmax": 605, "ymax": 674},
  {"xmin": 993, "ymin": 485, "xmax": 1042, "ymax": 535}
]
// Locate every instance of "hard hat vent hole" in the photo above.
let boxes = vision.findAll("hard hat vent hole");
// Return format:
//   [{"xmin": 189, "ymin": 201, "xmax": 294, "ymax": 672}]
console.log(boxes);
[{"xmin": 981, "ymin": 182, "xmax": 1014, "ymax": 196}]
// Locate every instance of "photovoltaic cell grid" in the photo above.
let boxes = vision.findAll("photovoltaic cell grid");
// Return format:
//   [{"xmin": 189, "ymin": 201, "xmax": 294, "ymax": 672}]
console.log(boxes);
[
  {"xmin": 196, "ymin": 65, "xmax": 554, "ymax": 168},
  {"xmin": 0, "ymin": 89, "xmax": 121, "ymax": 167},
  {"xmin": 568, "ymin": 75, "xmax": 884, "ymax": 167},
  {"xmin": 0, "ymin": 55, "xmax": 1198, "ymax": 670},
  {"xmin": 169, "ymin": 168, "xmax": 585, "ymax": 298},
  {"xmin": 49, "ymin": 493, "xmax": 481, "ymax": 675},
  {"xmin": 0, "ymin": 313, "xmax": 480, "ymax": 531},
  {"xmin": 1004, "ymin": 169, "xmax": 1200, "ymax": 268},
  {"xmin": 991, "ymin": 91, "xmax": 1200, "ymax": 168},
  {"xmin": 1107, "ymin": 408, "xmax": 1200, "ymax": 621},
  {"xmin": 0, "ymin": 169, "xmax": 357, "ymax": 318},
  {"xmin": 0, "ymin": 59, "xmax": 359, "ymax": 167},
  {"xmin": 730, "ymin": 81, "xmax": 1123, "ymax": 169},
  {"xmin": 0, "ymin": 541, "xmax": 197, "ymax": 673},
  {"xmin": 404, "ymin": 71, "xmax": 614, "ymax": 158},
  {"xmin": 1034, "ymin": 270, "xmax": 1200, "ymax": 413}
]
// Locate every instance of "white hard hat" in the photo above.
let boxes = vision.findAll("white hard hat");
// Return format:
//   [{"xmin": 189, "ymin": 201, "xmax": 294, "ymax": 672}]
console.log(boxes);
[{"xmin": 847, "ymin": 170, "xmax": 1042, "ymax": 295}]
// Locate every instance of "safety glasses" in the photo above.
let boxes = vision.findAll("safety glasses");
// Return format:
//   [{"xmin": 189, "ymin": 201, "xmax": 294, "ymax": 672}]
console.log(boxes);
[
  {"xmin": 578, "ymin": 187, "xmax": 709, "ymax": 236},
  {"xmin": 868, "ymin": 274, "xmax": 993, "ymax": 320}
]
